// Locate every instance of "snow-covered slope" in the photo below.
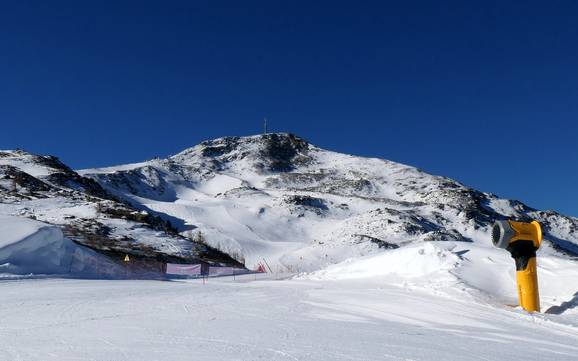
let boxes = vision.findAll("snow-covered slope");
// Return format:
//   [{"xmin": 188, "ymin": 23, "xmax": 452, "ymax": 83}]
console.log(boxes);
[
  {"xmin": 80, "ymin": 133, "xmax": 578, "ymax": 271},
  {"xmin": 0, "ymin": 215, "xmax": 70, "ymax": 275},
  {"xmin": 2, "ymin": 135, "xmax": 577, "ymax": 359},
  {"xmin": 2, "ymin": 276, "xmax": 577, "ymax": 361},
  {"xmin": 306, "ymin": 241, "xmax": 578, "ymax": 312},
  {"xmin": 0, "ymin": 150, "xmax": 238, "ymax": 266},
  {"xmin": 0, "ymin": 215, "xmax": 110, "ymax": 276}
]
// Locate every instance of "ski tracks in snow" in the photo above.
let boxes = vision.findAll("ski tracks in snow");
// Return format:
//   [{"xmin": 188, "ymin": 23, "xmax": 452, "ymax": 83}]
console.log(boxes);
[{"xmin": 1, "ymin": 278, "xmax": 578, "ymax": 361}]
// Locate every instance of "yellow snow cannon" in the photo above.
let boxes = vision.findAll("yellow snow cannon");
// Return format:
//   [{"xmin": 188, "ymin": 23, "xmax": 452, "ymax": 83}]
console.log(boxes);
[{"xmin": 492, "ymin": 220, "xmax": 542, "ymax": 312}]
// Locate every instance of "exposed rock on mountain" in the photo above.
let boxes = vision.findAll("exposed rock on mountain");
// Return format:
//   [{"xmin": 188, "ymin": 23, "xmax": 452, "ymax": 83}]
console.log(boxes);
[
  {"xmin": 76, "ymin": 133, "xmax": 578, "ymax": 270},
  {"xmin": 0, "ymin": 150, "xmax": 238, "ymax": 265}
]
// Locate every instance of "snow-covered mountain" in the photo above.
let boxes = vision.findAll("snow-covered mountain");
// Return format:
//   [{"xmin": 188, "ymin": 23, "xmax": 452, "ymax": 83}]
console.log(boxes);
[
  {"xmin": 0, "ymin": 150, "xmax": 237, "ymax": 265},
  {"xmin": 3, "ymin": 133, "xmax": 578, "ymax": 345},
  {"xmin": 77, "ymin": 133, "xmax": 578, "ymax": 271}
]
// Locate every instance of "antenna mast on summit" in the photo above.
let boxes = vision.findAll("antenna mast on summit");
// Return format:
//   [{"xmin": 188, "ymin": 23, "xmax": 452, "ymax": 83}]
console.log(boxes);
[{"xmin": 263, "ymin": 117, "xmax": 268, "ymax": 134}]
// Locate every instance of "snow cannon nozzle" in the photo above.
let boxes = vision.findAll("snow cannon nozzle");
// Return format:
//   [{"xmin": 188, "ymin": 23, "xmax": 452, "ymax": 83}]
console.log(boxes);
[
  {"xmin": 491, "ymin": 219, "xmax": 543, "ymax": 313},
  {"xmin": 492, "ymin": 221, "xmax": 515, "ymax": 249},
  {"xmin": 491, "ymin": 220, "xmax": 542, "ymax": 250}
]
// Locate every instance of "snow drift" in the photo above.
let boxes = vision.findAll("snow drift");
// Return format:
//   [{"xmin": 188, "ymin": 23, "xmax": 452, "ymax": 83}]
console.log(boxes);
[
  {"xmin": 0, "ymin": 215, "xmax": 116, "ymax": 277},
  {"xmin": 305, "ymin": 240, "xmax": 578, "ymax": 314},
  {"xmin": 307, "ymin": 242, "xmax": 459, "ymax": 281},
  {"xmin": 0, "ymin": 215, "xmax": 72, "ymax": 275}
]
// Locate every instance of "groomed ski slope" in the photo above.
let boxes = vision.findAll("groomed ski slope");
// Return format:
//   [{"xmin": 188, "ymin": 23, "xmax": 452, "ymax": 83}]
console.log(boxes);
[
  {"xmin": 0, "ymin": 227, "xmax": 577, "ymax": 360},
  {"xmin": 1, "ymin": 264, "xmax": 577, "ymax": 361},
  {"xmin": 2, "ymin": 135, "xmax": 578, "ymax": 360}
]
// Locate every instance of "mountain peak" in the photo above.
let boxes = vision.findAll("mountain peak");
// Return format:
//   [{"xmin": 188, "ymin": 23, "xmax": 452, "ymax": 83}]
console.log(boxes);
[
  {"xmin": 172, "ymin": 132, "xmax": 313, "ymax": 172},
  {"xmin": 78, "ymin": 133, "xmax": 578, "ymax": 268},
  {"xmin": 0, "ymin": 149, "xmax": 77, "ymax": 179}
]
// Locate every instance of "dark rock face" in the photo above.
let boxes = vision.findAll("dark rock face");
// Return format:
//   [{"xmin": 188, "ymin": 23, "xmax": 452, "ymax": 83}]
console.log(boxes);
[
  {"xmin": 437, "ymin": 188, "xmax": 494, "ymax": 226},
  {"xmin": 285, "ymin": 195, "xmax": 328, "ymax": 210},
  {"xmin": 258, "ymin": 133, "xmax": 312, "ymax": 172},
  {"xmin": 200, "ymin": 137, "xmax": 241, "ymax": 158},
  {"xmin": 0, "ymin": 165, "xmax": 53, "ymax": 194},
  {"xmin": 352, "ymin": 234, "xmax": 400, "ymax": 249},
  {"xmin": 63, "ymin": 220, "xmax": 239, "ymax": 265},
  {"xmin": 31, "ymin": 155, "xmax": 75, "ymax": 174},
  {"xmin": 172, "ymin": 133, "xmax": 314, "ymax": 175},
  {"xmin": 309, "ymin": 178, "xmax": 375, "ymax": 197},
  {"xmin": 271, "ymin": 172, "xmax": 329, "ymax": 185},
  {"xmin": 45, "ymin": 172, "xmax": 114, "ymax": 200},
  {"xmin": 27, "ymin": 154, "xmax": 116, "ymax": 200},
  {"xmin": 0, "ymin": 152, "xmax": 114, "ymax": 201},
  {"xmin": 422, "ymin": 229, "xmax": 470, "ymax": 243}
]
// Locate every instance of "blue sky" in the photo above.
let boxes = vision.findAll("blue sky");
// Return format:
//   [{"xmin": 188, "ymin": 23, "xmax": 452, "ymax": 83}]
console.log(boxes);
[{"xmin": 1, "ymin": 1, "xmax": 577, "ymax": 216}]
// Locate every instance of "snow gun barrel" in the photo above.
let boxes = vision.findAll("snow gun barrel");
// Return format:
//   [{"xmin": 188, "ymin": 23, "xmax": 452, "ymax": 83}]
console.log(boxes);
[{"xmin": 492, "ymin": 220, "xmax": 542, "ymax": 312}]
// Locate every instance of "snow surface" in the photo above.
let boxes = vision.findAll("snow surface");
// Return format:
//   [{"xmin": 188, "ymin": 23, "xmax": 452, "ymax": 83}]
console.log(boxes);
[
  {"xmin": 0, "ymin": 150, "xmax": 223, "ymax": 262},
  {"xmin": 0, "ymin": 275, "xmax": 576, "ymax": 361},
  {"xmin": 76, "ymin": 161, "xmax": 150, "ymax": 175},
  {"xmin": 305, "ymin": 242, "xmax": 578, "ymax": 311},
  {"xmin": 0, "ymin": 215, "xmax": 55, "ymax": 250},
  {"xmin": 0, "ymin": 215, "xmax": 74, "ymax": 275},
  {"xmin": 0, "ymin": 215, "xmax": 120, "ymax": 277},
  {"xmin": 81, "ymin": 133, "xmax": 578, "ymax": 272},
  {"xmin": 0, "ymin": 151, "xmax": 54, "ymax": 177},
  {"xmin": 1, "ymin": 135, "xmax": 578, "ymax": 359}
]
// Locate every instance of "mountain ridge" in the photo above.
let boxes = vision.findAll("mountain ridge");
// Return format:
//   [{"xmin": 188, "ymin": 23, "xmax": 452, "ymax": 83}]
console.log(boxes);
[
  {"xmin": 75, "ymin": 133, "xmax": 578, "ymax": 269},
  {"xmin": 2, "ymin": 133, "xmax": 577, "ymax": 272}
]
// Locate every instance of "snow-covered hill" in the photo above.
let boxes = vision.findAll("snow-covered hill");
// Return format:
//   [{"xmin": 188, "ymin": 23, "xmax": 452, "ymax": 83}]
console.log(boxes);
[
  {"xmin": 2, "ymin": 134, "xmax": 578, "ymax": 360},
  {"xmin": 0, "ymin": 150, "xmax": 238, "ymax": 266},
  {"xmin": 80, "ymin": 133, "xmax": 578, "ymax": 272}
]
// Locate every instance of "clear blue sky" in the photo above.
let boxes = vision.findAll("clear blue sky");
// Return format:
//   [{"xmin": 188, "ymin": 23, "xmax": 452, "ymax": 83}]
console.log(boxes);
[{"xmin": 1, "ymin": 1, "xmax": 577, "ymax": 216}]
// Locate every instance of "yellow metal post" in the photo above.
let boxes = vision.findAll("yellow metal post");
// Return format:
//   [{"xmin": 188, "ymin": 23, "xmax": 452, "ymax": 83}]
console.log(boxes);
[{"xmin": 516, "ymin": 257, "xmax": 540, "ymax": 312}]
